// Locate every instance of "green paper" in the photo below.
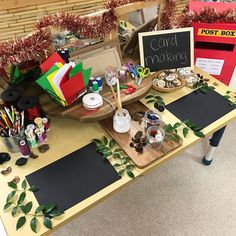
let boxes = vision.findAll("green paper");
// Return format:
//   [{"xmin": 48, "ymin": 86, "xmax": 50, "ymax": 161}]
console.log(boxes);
[
  {"xmin": 36, "ymin": 64, "xmax": 62, "ymax": 104},
  {"xmin": 69, "ymin": 62, "xmax": 92, "ymax": 86}
]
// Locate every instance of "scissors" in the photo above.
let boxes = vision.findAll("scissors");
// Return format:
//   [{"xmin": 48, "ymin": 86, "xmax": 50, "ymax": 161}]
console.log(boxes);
[
  {"xmin": 136, "ymin": 66, "xmax": 150, "ymax": 79},
  {"xmin": 122, "ymin": 61, "xmax": 136, "ymax": 73}
]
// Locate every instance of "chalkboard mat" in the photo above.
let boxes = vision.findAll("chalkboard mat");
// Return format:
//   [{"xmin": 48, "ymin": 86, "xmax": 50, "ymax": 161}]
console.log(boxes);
[
  {"xmin": 26, "ymin": 142, "xmax": 120, "ymax": 211},
  {"xmin": 139, "ymin": 28, "xmax": 193, "ymax": 72},
  {"xmin": 166, "ymin": 89, "xmax": 236, "ymax": 129}
]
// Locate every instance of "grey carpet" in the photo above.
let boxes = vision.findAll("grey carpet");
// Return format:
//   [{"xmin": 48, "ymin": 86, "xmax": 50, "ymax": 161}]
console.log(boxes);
[{"xmin": 51, "ymin": 120, "xmax": 236, "ymax": 236}]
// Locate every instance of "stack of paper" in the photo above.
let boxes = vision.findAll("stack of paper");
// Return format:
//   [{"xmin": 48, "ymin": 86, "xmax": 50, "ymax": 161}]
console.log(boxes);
[{"xmin": 36, "ymin": 52, "xmax": 92, "ymax": 106}]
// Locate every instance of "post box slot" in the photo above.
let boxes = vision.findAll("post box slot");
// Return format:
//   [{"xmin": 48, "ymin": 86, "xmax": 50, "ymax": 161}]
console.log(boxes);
[{"xmin": 195, "ymin": 42, "xmax": 235, "ymax": 52}]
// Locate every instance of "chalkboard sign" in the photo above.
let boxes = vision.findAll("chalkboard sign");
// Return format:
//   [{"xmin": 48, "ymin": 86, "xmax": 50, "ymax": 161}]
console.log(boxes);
[{"xmin": 139, "ymin": 28, "xmax": 194, "ymax": 72}]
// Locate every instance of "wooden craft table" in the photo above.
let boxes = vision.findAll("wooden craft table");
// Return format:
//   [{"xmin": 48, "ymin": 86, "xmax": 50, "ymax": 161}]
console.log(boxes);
[{"xmin": 0, "ymin": 67, "xmax": 236, "ymax": 236}]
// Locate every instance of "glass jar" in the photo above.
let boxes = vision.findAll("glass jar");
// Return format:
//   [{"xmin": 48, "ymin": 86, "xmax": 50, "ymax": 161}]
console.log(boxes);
[
  {"xmin": 146, "ymin": 126, "xmax": 165, "ymax": 149},
  {"xmin": 113, "ymin": 109, "xmax": 131, "ymax": 133},
  {"xmin": 144, "ymin": 110, "xmax": 162, "ymax": 131}
]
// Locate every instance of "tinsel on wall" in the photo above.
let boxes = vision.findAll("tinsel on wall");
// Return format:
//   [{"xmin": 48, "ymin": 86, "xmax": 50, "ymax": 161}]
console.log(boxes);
[
  {"xmin": 0, "ymin": 29, "xmax": 52, "ymax": 68},
  {"xmin": 160, "ymin": 0, "xmax": 176, "ymax": 29}
]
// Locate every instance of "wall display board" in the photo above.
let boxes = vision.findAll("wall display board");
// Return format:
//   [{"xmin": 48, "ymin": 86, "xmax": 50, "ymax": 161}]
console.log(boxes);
[{"xmin": 139, "ymin": 27, "xmax": 194, "ymax": 72}]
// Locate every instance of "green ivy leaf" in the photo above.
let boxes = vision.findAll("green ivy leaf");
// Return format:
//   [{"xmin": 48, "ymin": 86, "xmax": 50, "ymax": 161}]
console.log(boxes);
[
  {"xmin": 28, "ymin": 186, "xmax": 40, "ymax": 192},
  {"xmin": 43, "ymin": 217, "xmax": 52, "ymax": 229},
  {"xmin": 45, "ymin": 203, "xmax": 56, "ymax": 214},
  {"xmin": 12, "ymin": 206, "xmax": 19, "ymax": 217},
  {"xmin": 193, "ymin": 130, "xmax": 205, "ymax": 138},
  {"xmin": 113, "ymin": 163, "xmax": 121, "ymax": 168},
  {"xmin": 16, "ymin": 216, "xmax": 26, "ymax": 230},
  {"xmin": 30, "ymin": 217, "xmax": 38, "ymax": 233},
  {"xmin": 96, "ymin": 145, "xmax": 106, "ymax": 152},
  {"xmin": 103, "ymin": 151, "xmax": 112, "ymax": 158},
  {"xmin": 126, "ymin": 164, "xmax": 135, "ymax": 170},
  {"xmin": 6, "ymin": 191, "xmax": 16, "ymax": 202},
  {"xmin": 145, "ymin": 95, "xmax": 154, "ymax": 99},
  {"xmin": 21, "ymin": 202, "xmax": 32, "ymax": 214},
  {"xmin": 8, "ymin": 182, "xmax": 17, "ymax": 189},
  {"xmin": 163, "ymin": 124, "xmax": 174, "ymax": 133},
  {"xmin": 228, "ymin": 101, "xmax": 235, "ymax": 106},
  {"xmin": 223, "ymin": 95, "xmax": 231, "ymax": 100},
  {"xmin": 113, "ymin": 148, "xmax": 123, "ymax": 153},
  {"xmin": 109, "ymin": 139, "xmax": 116, "ymax": 148},
  {"xmin": 183, "ymin": 127, "xmax": 189, "ymax": 138},
  {"xmin": 173, "ymin": 122, "xmax": 181, "ymax": 129},
  {"xmin": 118, "ymin": 169, "xmax": 125, "ymax": 176},
  {"xmin": 208, "ymin": 86, "xmax": 215, "ymax": 90},
  {"xmin": 226, "ymin": 90, "xmax": 231, "ymax": 94},
  {"xmin": 121, "ymin": 157, "xmax": 129, "ymax": 165},
  {"xmin": 92, "ymin": 139, "xmax": 102, "ymax": 145},
  {"xmin": 17, "ymin": 192, "xmax": 26, "ymax": 205},
  {"xmin": 113, "ymin": 153, "xmax": 121, "ymax": 159},
  {"xmin": 100, "ymin": 147, "xmax": 111, "ymax": 153},
  {"xmin": 155, "ymin": 95, "xmax": 163, "ymax": 100},
  {"xmin": 199, "ymin": 87, "xmax": 208, "ymax": 94},
  {"xmin": 21, "ymin": 180, "xmax": 27, "ymax": 190},
  {"xmin": 169, "ymin": 133, "xmax": 180, "ymax": 142},
  {"xmin": 127, "ymin": 171, "xmax": 135, "ymax": 179},
  {"xmin": 35, "ymin": 205, "xmax": 45, "ymax": 214},
  {"xmin": 4, "ymin": 202, "xmax": 12, "ymax": 210},
  {"xmin": 48, "ymin": 210, "xmax": 64, "ymax": 218},
  {"xmin": 146, "ymin": 99, "xmax": 155, "ymax": 104},
  {"xmin": 157, "ymin": 100, "xmax": 165, "ymax": 106},
  {"xmin": 103, "ymin": 136, "xmax": 108, "ymax": 145}
]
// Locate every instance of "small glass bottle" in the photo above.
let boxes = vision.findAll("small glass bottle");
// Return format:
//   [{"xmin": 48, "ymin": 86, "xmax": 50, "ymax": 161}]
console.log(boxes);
[
  {"xmin": 113, "ymin": 109, "xmax": 131, "ymax": 133},
  {"xmin": 146, "ymin": 126, "xmax": 165, "ymax": 149}
]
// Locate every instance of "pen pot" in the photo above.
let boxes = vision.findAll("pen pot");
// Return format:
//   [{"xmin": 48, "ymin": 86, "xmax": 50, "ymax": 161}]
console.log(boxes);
[
  {"xmin": 144, "ymin": 110, "xmax": 162, "ymax": 131},
  {"xmin": 0, "ymin": 128, "xmax": 25, "ymax": 153},
  {"xmin": 113, "ymin": 109, "xmax": 131, "ymax": 133}
]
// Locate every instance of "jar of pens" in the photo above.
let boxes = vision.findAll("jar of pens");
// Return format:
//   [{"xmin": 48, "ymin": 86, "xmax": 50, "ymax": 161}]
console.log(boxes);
[{"xmin": 0, "ymin": 106, "xmax": 25, "ymax": 153}]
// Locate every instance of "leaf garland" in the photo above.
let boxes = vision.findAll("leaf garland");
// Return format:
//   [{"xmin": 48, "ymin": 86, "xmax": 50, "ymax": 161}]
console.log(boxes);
[
  {"xmin": 164, "ymin": 119, "xmax": 205, "ymax": 141},
  {"xmin": 4, "ymin": 180, "xmax": 64, "ymax": 233},
  {"xmin": 145, "ymin": 94, "xmax": 165, "ymax": 112},
  {"xmin": 93, "ymin": 137, "xmax": 136, "ymax": 178},
  {"xmin": 223, "ymin": 90, "xmax": 236, "ymax": 106}
]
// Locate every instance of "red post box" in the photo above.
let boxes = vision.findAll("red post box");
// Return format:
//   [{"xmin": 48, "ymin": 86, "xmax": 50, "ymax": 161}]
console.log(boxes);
[{"xmin": 192, "ymin": 22, "xmax": 236, "ymax": 85}]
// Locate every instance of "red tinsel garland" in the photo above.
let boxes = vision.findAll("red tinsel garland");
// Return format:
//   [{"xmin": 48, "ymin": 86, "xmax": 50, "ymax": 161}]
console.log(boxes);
[
  {"xmin": 35, "ymin": 10, "xmax": 117, "ymax": 39},
  {"xmin": 105, "ymin": 0, "xmax": 145, "ymax": 9},
  {"xmin": 175, "ymin": 7, "xmax": 236, "ymax": 28},
  {"xmin": 160, "ymin": 0, "xmax": 176, "ymax": 30},
  {"xmin": 0, "ymin": 29, "xmax": 52, "ymax": 68}
]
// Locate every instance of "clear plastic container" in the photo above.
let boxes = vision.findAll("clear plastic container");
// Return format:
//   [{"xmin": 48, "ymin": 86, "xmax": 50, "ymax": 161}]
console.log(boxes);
[{"xmin": 113, "ymin": 109, "xmax": 131, "ymax": 133}]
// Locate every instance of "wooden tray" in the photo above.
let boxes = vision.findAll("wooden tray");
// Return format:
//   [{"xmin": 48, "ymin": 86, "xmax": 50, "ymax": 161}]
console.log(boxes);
[
  {"xmin": 39, "ymin": 74, "xmax": 155, "ymax": 122},
  {"xmin": 152, "ymin": 71, "xmax": 186, "ymax": 93},
  {"xmin": 99, "ymin": 102, "xmax": 183, "ymax": 168}
]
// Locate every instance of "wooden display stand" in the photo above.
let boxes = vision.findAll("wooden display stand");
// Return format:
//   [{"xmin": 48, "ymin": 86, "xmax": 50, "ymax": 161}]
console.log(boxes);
[{"xmin": 100, "ymin": 102, "xmax": 183, "ymax": 168}]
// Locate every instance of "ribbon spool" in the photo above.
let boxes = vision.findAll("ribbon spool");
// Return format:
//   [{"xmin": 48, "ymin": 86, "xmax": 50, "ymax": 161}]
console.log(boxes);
[
  {"xmin": 1, "ymin": 88, "xmax": 22, "ymax": 107},
  {"xmin": 17, "ymin": 96, "xmax": 43, "ymax": 122}
]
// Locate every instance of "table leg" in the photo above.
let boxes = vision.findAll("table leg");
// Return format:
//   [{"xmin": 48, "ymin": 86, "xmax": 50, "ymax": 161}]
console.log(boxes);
[{"xmin": 202, "ymin": 126, "xmax": 226, "ymax": 166}]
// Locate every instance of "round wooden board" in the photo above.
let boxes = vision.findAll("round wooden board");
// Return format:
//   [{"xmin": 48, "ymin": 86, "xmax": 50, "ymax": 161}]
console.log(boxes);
[
  {"xmin": 40, "ymin": 74, "xmax": 155, "ymax": 122},
  {"xmin": 152, "ymin": 71, "xmax": 186, "ymax": 93}
]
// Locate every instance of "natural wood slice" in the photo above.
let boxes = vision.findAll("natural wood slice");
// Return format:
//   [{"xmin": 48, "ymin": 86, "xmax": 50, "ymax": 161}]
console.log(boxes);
[
  {"xmin": 40, "ymin": 74, "xmax": 155, "ymax": 122},
  {"xmin": 99, "ymin": 102, "xmax": 183, "ymax": 168}
]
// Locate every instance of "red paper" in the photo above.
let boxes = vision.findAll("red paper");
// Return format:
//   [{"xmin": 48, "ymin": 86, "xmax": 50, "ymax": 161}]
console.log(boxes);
[
  {"xmin": 40, "ymin": 52, "xmax": 65, "ymax": 73},
  {"xmin": 60, "ymin": 71, "xmax": 85, "ymax": 105}
]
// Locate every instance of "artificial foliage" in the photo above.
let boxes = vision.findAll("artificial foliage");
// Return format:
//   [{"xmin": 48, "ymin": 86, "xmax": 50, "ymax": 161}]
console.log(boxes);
[
  {"xmin": 4, "ymin": 180, "xmax": 64, "ymax": 233},
  {"xmin": 93, "ymin": 136, "xmax": 136, "ymax": 178},
  {"xmin": 224, "ymin": 90, "xmax": 236, "ymax": 106}
]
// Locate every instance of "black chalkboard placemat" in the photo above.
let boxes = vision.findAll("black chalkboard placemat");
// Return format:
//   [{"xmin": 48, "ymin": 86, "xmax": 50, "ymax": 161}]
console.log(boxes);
[
  {"xmin": 26, "ymin": 142, "xmax": 120, "ymax": 211},
  {"xmin": 166, "ymin": 89, "xmax": 236, "ymax": 129}
]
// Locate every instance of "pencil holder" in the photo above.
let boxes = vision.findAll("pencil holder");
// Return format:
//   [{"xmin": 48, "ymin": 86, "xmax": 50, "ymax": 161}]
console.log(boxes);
[
  {"xmin": 0, "ymin": 129, "xmax": 25, "ymax": 153},
  {"xmin": 146, "ymin": 126, "xmax": 165, "ymax": 150}
]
